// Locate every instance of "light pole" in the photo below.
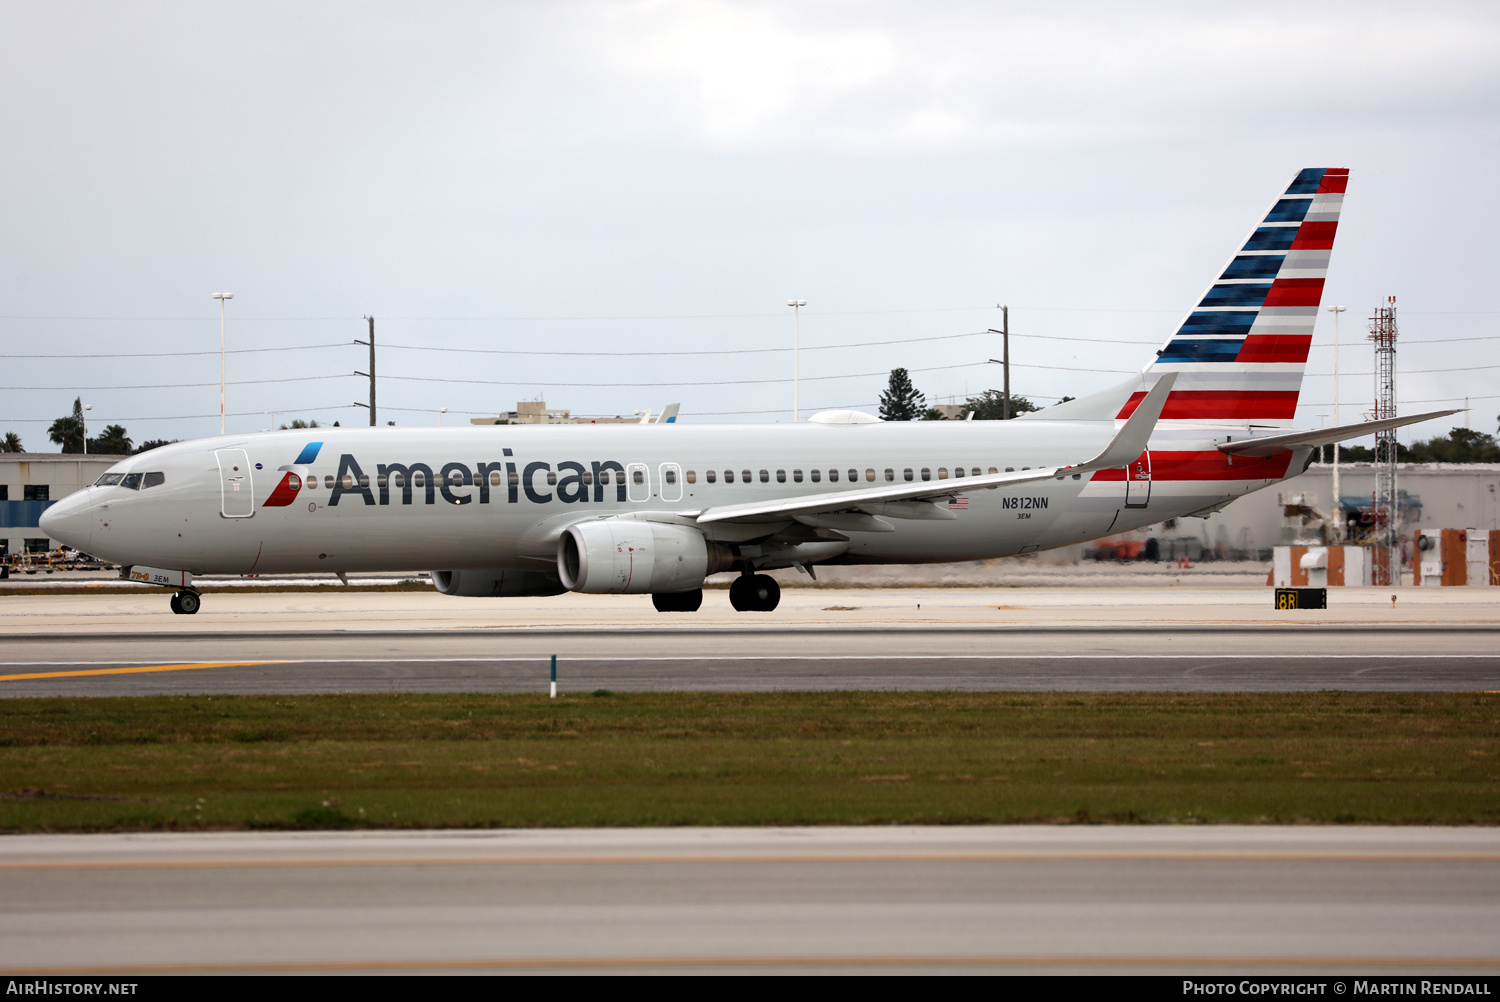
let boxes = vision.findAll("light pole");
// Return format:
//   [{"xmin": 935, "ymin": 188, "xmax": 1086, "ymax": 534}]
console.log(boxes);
[
  {"xmin": 1326, "ymin": 305, "xmax": 1347, "ymax": 538},
  {"xmin": 212, "ymin": 293, "xmax": 234, "ymax": 434},
  {"xmin": 438, "ymin": 407, "xmax": 447, "ymax": 427},
  {"xmin": 786, "ymin": 300, "xmax": 806, "ymax": 422},
  {"xmin": 82, "ymin": 404, "xmax": 91, "ymax": 455}
]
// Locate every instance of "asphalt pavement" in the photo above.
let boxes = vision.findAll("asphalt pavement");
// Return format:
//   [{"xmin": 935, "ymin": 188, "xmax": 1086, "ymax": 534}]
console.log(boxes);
[
  {"xmin": 2, "ymin": 826, "xmax": 1496, "ymax": 974},
  {"xmin": 3, "ymin": 586, "xmax": 1496, "ymax": 694}
]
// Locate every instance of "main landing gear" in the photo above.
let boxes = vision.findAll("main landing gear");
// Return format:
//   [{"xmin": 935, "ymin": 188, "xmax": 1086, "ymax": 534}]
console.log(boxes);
[
  {"xmin": 169, "ymin": 590, "xmax": 201, "ymax": 615},
  {"xmin": 729, "ymin": 573, "xmax": 780, "ymax": 612},
  {"xmin": 652, "ymin": 588, "xmax": 704, "ymax": 613}
]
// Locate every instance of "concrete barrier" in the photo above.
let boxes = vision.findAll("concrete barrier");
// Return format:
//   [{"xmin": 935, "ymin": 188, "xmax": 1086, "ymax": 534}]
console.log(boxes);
[
  {"xmin": 1415, "ymin": 528, "xmax": 1500, "ymax": 586},
  {"xmin": 1272, "ymin": 545, "xmax": 1371, "ymax": 587}
]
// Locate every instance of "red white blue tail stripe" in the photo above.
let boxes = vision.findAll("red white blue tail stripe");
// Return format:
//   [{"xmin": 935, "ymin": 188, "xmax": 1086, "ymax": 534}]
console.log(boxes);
[{"xmin": 1120, "ymin": 168, "xmax": 1347, "ymax": 426}]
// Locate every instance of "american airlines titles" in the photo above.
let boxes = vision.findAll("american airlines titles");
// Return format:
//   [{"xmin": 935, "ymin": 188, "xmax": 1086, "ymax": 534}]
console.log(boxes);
[{"xmin": 325, "ymin": 454, "xmax": 631, "ymax": 507}]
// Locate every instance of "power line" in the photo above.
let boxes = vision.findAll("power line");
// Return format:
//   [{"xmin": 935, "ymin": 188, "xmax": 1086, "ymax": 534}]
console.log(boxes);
[
  {"xmin": 0, "ymin": 374, "xmax": 350, "ymax": 391},
  {"xmin": 2, "ymin": 330, "xmax": 1495, "ymax": 360},
  {"xmin": 0, "ymin": 343, "xmax": 348, "ymax": 360},
  {"xmin": 379, "ymin": 332, "xmax": 983, "ymax": 357},
  {"xmin": 375, "ymin": 361, "xmax": 992, "ymax": 389},
  {"xmin": 0, "ymin": 404, "xmax": 356, "ymax": 424},
  {"xmin": 1299, "ymin": 393, "xmax": 1500, "ymax": 408},
  {"xmin": 4, "ymin": 307, "xmax": 1498, "ymax": 323}
]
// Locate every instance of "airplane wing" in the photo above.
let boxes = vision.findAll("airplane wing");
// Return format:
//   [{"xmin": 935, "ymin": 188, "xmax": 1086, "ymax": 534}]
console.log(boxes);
[
  {"xmin": 1217, "ymin": 409, "xmax": 1460, "ymax": 457},
  {"xmin": 693, "ymin": 372, "xmax": 1177, "ymax": 526}
]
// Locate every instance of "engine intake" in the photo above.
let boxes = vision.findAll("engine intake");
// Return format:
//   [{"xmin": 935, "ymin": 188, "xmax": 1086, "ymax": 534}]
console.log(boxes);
[{"xmin": 557, "ymin": 520, "xmax": 733, "ymax": 594}]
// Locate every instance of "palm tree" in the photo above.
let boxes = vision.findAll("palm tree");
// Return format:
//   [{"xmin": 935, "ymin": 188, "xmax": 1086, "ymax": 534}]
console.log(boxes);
[
  {"xmin": 93, "ymin": 425, "xmax": 133, "ymax": 454},
  {"xmin": 48, "ymin": 398, "xmax": 85, "ymax": 453},
  {"xmin": 0, "ymin": 432, "xmax": 22, "ymax": 453}
]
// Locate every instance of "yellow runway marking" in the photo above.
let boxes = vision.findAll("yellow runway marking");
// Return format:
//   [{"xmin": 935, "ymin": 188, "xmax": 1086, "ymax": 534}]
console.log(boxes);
[
  {"xmin": 0, "ymin": 661, "xmax": 281, "ymax": 682},
  {"xmin": 3, "ymin": 850, "xmax": 1498, "ymax": 872},
  {"xmin": 4, "ymin": 955, "xmax": 1499, "ymax": 974}
]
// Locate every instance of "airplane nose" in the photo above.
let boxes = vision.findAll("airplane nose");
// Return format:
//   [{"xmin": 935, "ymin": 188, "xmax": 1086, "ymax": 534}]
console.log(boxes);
[{"xmin": 38, "ymin": 491, "xmax": 93, "ymax": 551}]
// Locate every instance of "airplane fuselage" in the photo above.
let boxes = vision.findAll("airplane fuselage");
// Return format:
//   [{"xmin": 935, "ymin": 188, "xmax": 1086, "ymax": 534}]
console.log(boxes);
[{"xmin": 42, "ymin": 420, "xmax": 1305, "ymax": 578}]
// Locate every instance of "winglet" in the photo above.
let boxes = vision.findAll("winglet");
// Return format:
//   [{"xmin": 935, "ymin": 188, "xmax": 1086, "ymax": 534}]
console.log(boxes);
[{"xmin": 1071, "ymin": 372, "xmax": 1177, "ymax": 473}]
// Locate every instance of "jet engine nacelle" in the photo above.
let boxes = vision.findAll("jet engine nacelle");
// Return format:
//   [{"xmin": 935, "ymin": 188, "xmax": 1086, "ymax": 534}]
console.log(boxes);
[
  {"xmin": 430, "ymin": 569, "xmax": 567, "ymax": 597},
  {"xmin": 557, "ymin": 520, "xmax": 733, "ymax": 594}
]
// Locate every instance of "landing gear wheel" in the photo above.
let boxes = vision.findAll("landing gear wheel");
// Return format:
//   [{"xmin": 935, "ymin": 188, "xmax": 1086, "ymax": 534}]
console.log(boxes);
[
  {"xmin": 169, "ymin": 592, "xmax": 182, "ymax": 615},
  {"xmin": 730, "ymin": 574, "xmax": 780, "ymax": 612},
  {"xmin": 652, "ymin": 588, "xmax": 703, "ymax": 612},
  {"xmin": 729, "ymin": 575, "xmax": 752, "ymax": 611},
  {"xmin": 174, "ymin": 590, "xmax": 200, "ymax": 615}
]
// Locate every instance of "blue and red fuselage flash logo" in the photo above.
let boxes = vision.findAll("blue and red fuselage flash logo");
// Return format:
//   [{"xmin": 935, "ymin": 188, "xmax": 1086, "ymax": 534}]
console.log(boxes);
[{"xmin": 262, "ymin": 442, "xmax": 323, "ymax": 507}]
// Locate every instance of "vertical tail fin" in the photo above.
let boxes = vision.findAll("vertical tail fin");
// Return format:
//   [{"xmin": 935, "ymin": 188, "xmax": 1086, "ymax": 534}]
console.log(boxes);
[{"xmin": 1121, "ymin": 167, "xmax": 1348, "ymax": 426}]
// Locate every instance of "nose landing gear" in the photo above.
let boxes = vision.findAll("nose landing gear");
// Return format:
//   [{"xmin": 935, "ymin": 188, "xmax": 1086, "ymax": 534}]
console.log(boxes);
[
  {"xmin": 169, "ymin": 590, "xmax": 201, "ymax": 615},
  {"xmin": 729, "ymin": 573, "xmax": 780, "ymax": 612}
]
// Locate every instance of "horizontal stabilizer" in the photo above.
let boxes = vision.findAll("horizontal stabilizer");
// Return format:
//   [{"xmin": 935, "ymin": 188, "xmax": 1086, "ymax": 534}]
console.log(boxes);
[{"xmin": 1218, "ymin": 409, "xmax": 1460, "ymax": 457}]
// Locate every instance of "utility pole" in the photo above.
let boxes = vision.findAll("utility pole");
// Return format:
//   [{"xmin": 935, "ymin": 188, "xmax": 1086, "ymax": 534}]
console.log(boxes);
[
  {"xmin": 355, "ymin": 316, "xmax": 376, "ymax": 426},
  {"xmin": 1002, "ymin": 304, "xmax": 1010, "ymax": 420},
  {"xmin": 987, "ymin": 303, "xmax": 1011, "ymax": 419}
]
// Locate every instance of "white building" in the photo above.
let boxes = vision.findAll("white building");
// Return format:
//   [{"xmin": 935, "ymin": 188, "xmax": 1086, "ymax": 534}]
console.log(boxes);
[{"xmin": 1, "ymin": 454, "xmax": 118, "ymax": 558}]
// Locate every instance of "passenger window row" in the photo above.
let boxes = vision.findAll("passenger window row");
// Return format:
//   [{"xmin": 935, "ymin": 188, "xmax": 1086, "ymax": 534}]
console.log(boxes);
[
  {"xmin": 297, "ymin": 464, "xmax": 1033, "ymax": 493},
  {"xmin": 683, "ymin": 466, "xmax": 1000, "ymax": 485}
]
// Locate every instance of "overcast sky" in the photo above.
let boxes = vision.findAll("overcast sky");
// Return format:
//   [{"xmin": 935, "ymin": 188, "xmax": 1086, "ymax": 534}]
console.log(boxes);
[{"xmin": 2, "ymin": 0, "xmax": 1497, "ymax": 446}]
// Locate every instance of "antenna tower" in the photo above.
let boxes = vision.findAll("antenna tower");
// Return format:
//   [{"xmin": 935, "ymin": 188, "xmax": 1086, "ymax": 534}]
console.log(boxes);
[{"xmin": 1367, "ymin": 297, "xmax": 1399, "ymax": 585}]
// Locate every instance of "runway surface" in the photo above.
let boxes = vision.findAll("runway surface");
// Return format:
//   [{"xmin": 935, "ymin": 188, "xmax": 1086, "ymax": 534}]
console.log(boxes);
[
  {"xmin": 3, "ymin": 587, "xmax": 1497, "ymax": 695},
  {"xmin": 2, "ymin": 624, "xmax": 1499, "ymax": 695},
  {"xmin": 2, "ymin": 826, "xmax": 1496, "ymax": 974}
]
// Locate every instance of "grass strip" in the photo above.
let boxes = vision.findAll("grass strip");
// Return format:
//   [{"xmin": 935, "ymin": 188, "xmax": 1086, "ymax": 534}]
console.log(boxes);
[{"xmin": 1, "ymin": 691, "xmax": 1495, "ymax": 831}]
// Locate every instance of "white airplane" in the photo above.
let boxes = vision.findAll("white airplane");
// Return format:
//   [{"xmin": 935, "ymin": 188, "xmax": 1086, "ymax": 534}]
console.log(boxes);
[{"xmin": 42, "ymin": 168, "xmax": 1452, "ymax": 614}]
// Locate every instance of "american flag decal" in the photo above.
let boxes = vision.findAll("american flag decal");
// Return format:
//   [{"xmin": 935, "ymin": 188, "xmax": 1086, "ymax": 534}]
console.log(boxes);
[{"xmin": 947, "ymin": 496, "xmax": 969, "ymax": 510}]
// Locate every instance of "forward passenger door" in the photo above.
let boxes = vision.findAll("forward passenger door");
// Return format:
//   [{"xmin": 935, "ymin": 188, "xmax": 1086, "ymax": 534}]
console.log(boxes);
[{"xmin": 216, "ymin": 449, "xmax": 255, "ymax": 518}]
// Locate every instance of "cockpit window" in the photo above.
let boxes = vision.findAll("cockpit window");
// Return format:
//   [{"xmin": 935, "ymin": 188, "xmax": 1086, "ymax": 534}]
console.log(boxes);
[
  {"xmin": 142, "ymin": 472, "xmax": 165, "ymax": 489},
  {"xmin": 95, "ymin": 474, "xmax": 124, "ymax": 486},
  {"xmin": 120, "ymin": 473, "xmax": 143, "ymax": 490}
]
